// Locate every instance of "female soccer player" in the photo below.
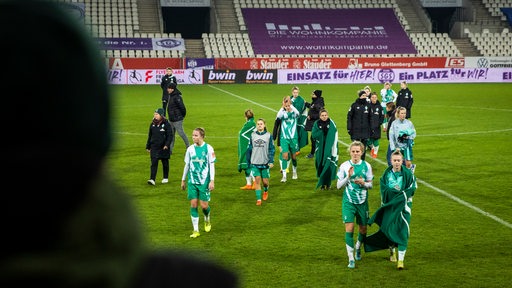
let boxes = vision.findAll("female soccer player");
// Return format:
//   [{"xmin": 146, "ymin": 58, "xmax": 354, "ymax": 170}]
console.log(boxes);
[
  {"xmin": 336, "ymin": 141, "xmax": 374, "ymax": 269},
  {"xmin": 364, "ymin": 150, "xmax": 417, "ymax": 270},
  {"xmin": 246, "ymin": 118, "xmax": 275, "ymax": 205},
  {"xmin": 181, "ymin": 127, "xmax": 216, "ymax": 238}
]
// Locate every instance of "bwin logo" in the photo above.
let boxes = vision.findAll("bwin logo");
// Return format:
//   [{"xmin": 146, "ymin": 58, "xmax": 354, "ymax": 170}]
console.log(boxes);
[
  {"xmin": 247, "ymin": 70, "xmax": 273, "ymax": 80},
  {"xmin": 156, "ymin": 39, "xmax": 182, "ymax": 48},
  {"xmin": 208, "ymin": 70, "xmax": 236, "ymax": 80}
]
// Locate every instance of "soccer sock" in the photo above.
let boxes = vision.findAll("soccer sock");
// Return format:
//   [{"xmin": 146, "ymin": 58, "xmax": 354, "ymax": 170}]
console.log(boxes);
[
  {"xmin": 264, "ymin": 185, "xmax": 268, "ymax": 192},
  {"xmin": 281, "ymin": 158, "xmax": 288, "ymax": 170},
  {"xmin": 246, "ymin": 176, "xmax": 252, "ymax": 185},
  {"xmin": 356, "ymin": 233, "xmax": 366, "ymax": 249},
  {"xmin": 374, "ymin": 146, "xmax": 379, "ymax": 155},
  {"xmin": 190, "ymin": 207, "xmax": 199, "ymax": 231},
  {"xmin": 202, "ymin": 206, "xmax": 210, "ymax": 218},
  {"xmin": 345, "ymin": 232, "xmax": 354, "ymax": 248},
  {"xmin": 398, "ymin": 249, "xmax": 406, "ymax": 261},
  {"xmin": 345, "ymin": 232, "xmax": 355, "ymax": 261},
  {"xmin": 255, "ymin": 189, "xmax": 262, "ymax": 200},
  {"xmin": 292, "ymin": 159, "xmax": 297, "ymax": 168},
  {"xmin": 191, "ymin": 216, "xmax": 199, "ymax": 232}
]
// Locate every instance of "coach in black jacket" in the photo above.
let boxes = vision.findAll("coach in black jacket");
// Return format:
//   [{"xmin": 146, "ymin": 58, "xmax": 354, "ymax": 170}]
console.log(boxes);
[
  {"xmin": 347, "ymin": 90, "xmax": 371, "ymax": 160},
  {"xmin": 160, "ymin": 67, "xmax": 177, "ymax": 116},
  {"xmin": 305, "ymin": 89, "xmax": 325, "ymax": 158},
  {"xmin": 166, "ymin": 83, "xmax": 190, "ymax": 151}
]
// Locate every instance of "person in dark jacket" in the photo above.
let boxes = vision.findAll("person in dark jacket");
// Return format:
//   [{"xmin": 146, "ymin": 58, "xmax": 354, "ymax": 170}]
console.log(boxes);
[
  {"xmin": 166, "ymin": 82, "xmax": 190, "ymax": 151},
  {"xmin": 146, "ymin": 108, "xmax": 174, "ymax": 185},
  {"xmin": 395, "ymin": 80, "xmax": 413, "ymax": 119},
  {"xmin": 160, "ymin": 67, "xmax": 177, "ymax": 116},
  {"xmin": 368, "ymin": 92, "xmax": 384, "ymax": 158},
  {"xmin": 347, "ymin": 90, "xmax": 372, "ymax": 160},
  {"xmin": 305, "ymin": 89, "xmax": 325, "ymax": 158}
]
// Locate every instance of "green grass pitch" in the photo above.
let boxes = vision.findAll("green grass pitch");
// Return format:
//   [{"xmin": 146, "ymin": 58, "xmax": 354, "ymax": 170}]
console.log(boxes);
[{"xmin": 107, "ymin": 83, "xmax": 512, "ymax": 288}]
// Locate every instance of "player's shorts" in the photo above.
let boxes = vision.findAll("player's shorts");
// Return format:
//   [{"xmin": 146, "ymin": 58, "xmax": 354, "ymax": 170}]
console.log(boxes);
[
  {"xmin": 342, "ymin": 199, "xmax": 369, "ymax": 225},
  {"xmin": 187, "ymin": 182, "xmax": 211, "ymax": 201},
  {"xmin": 280, "ymin": 137, "xmax": 299, "ymax": 155},
  {"xmin": 251, "ymin": 166, "xmax": 270, "ymax": 179}
]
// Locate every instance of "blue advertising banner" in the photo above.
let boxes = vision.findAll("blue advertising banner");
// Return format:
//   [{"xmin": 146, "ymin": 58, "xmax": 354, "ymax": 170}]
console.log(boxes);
[{"xmin": 96, "ymin": 37, "xmax": 186, "ymax": 50}]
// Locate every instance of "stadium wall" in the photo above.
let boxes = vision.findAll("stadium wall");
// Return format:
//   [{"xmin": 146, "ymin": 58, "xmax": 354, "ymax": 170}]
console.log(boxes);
[{"xmin": 107, "ymin": 56, "xmax": 512, "ymax": 84}]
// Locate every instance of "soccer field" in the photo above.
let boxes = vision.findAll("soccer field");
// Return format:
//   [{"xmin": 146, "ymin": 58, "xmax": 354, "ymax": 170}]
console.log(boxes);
[{"xmin": 108, "ymin": 83, "xmax": 512, "ymax": 288}]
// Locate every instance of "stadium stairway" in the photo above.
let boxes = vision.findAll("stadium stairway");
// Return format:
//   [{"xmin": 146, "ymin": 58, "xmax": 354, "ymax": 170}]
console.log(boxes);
[
  {"xmin": 137, "ymin": 0, "xmax": 161, "ymax": 33},
  {"xmin": 395, "ymin": 0, "xmax": 430, "ymax": 34},
  {"xmin": 185, "ymin": 39, "xmax": 206, "ymax": 58},
  {"xmin": 452, "ymin": 38, "xmax": 480, "ymax": 56},
  {"xmin": 215, "ymin": 0, "xmax": 241, "ymax": 33}
]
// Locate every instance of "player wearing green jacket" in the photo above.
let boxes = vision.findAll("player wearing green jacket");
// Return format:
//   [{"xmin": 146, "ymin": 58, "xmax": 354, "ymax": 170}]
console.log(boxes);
[
  {"xmin": 311, "ymin": 109, "xmax": 338, "ymax": 190},
  {"xmin": 364, "ymin": 150, "xmax": 417, "ymax": 270},
  {"xmin": 290, "ymin": 86, "xmax": 309, "ymax": 152},
  {"xmin": 238, "ymin": 109, "xmax": 256, "ymax": 190}
]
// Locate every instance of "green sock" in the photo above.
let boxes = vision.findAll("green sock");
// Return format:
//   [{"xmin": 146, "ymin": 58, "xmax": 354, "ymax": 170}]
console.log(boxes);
[
  {"xmin": 345, "ymin": 232, "xmax": 354, "ymax": 248},
  {"xmin": 190, "ymin": 207, "xmax": 198, "ymax": 217},
  {"xmin": 255, "ymin": 189, "xmax": 262, "ymax": 200},
  {"xmin": 358, "ymin": 233, "xmax": 366, "ymax": 244}
]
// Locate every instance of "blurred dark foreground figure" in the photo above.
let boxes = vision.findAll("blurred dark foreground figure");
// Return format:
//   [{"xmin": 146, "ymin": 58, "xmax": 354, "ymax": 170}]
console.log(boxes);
[{"xmin": 0, "ymin": 1, "xmax": 238, "ymax": 287}]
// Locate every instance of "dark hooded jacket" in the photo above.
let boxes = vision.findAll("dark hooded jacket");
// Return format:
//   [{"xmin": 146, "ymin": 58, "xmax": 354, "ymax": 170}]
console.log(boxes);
[
  {"xmin": 166, "ymin": 88, "xmax": 187, "ymax": 122},
  {"xmin": 305, "ymin": 90, "xmax": 325, "ymax": 131},
  {"xmin": 347, "ymin": 96, "xmax": 371, "ymax": 140}
]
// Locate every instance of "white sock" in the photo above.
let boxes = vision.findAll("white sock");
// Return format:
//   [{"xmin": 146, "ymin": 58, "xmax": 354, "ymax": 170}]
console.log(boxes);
[
  {"xmin": 346, "ymin": 244, "xmax": 355, "ymax": 261},
  {"xmin": 191, "ymin": 216, "xmax": 199, "ymax": 232},
  {"xmin": 246, "ymin": 176, "xmax": 252, "ymax": 185},
  {"xmin": 398, "ymin": 250, "xmax": 406, "ymax": 261},
  {"xmin": 374, "ymin": 146, "xmax": 379, "ymax": 154}
]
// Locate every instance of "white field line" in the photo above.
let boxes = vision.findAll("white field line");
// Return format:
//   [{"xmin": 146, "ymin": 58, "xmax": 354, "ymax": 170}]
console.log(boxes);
[{"xmin": 209, "ymin": 85, "xmax": 512, "ymax": 229}]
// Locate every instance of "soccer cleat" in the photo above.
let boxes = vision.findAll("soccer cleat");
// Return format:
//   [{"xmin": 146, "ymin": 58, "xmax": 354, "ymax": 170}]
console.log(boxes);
[
  {"xmin": 397, "ymin": 260, "xmax": 404, "ymax": 270},
  {"xmin": 347, "ymin": 260, "xmax": 355, "ymax": 269},
  {"xmin": 251, "ymin": 182, "xmax": 257, "ymax": 189},
  {"xmin": 410, "ymin": 164, "xmax": 416, "ymax": 174},
  {"xmin": 204, "ymin": 221, "xmax": 211, "ymax": 232},
  {"xmin": 355, "ymin": 249, "xmax": 362, "ymax": 261},
  {"xmin": 240, "ymin": 184, "xmax": 253, "ymax": 190},
  {"xmin": 161, "ymin": 178, "xmax": 168, "ymax": 184},
  {"xmin": 280, "ymin": 176, "xmax": 287, "ymax": 183},
  {"xmin": 189, "ymin": 231, "xmax": 200, "ymax": 238},
  {"xmin": 147, "ymin": 179, "xmax": 155, "ymax": 186},
  {"xmin": 292, "ymin": 172, "xmax": 298, "ymax": 180},
  {"xmin": 262, "ymin": 191, "xmax": 268, "ymax": 201},
  {"xmin": 306, "ymin": 153, "xmax": 314, "ymax": 159},
  {"xmin": 256, "ymin": 200, "xmax": 262, "ymax": 206},
  {"xmin": 295, "ymin": 151, "xmax": 300, "ymax": 156}
]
